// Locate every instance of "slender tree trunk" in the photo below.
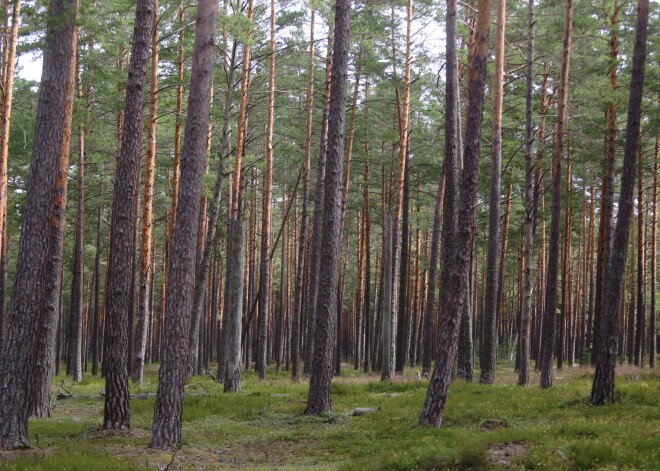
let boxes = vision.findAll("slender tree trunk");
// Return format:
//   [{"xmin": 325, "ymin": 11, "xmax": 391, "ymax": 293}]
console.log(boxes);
[
  {"xmin": 291, "ymin": 8, "xmax": 315, "ymax": 382},
  {"xmin": 91, "ymin": 207, "xmax": 103, "ymax": 377},
  {"xmin": 223, "ymin": 220, "xmax": 246, "ymax": 392},
  {"xmin": 256, "ymin": 0, "xmax": 276, "ymax": 379},
  {"xmin": 519, "ymin": 0, "xmax": 535, "ymax": 387},
  {"xmin": 305, "ymin": 0, "xmax": 351, "ymax": 415},
  {"xmin": 635, "ymin": 144, "xmax": 646, "ymax": 365},
  {"xmin": 539, "ymin": 0, "xmax": 573, "ymax": 389},
  {"xmin": 419, "ymin": 0, "xmax": 492, "ymax": 427},
  {"xmin": 150, "ymin": 0, "xmax": 217, "ymax": 447},
  {"xmin": 649, "ymin": 134, "xmax": 658, "ymax": 368},
  {"xmin": 67, "ymin": 52, "xmax": 86, "ymax": 383},
  {"xmin": 381, "ymin": 215, "xmax": 393, "ymax": 381},
  {"xmin": 591, "ymin": 0, "xmax": 648, "ymax": 405},
  {"xmin": 480, "ymin": 0, "xmax": 506, "ymax": 384}
]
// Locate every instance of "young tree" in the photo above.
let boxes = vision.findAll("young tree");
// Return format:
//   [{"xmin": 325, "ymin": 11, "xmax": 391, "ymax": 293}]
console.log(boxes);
[
  {"xmin": 150, "ymin": 0, "xmax": 218, "ymax": 447},
  {"xmin": 591, "ymin": 0, "xmax": 649, "ymax": 406},
  {"xmin": 0, "ymin": 0, "xmax": 77, "ymax": 449},
  {"xmin": 305, "ymin": 0, "xmax": 351, "ymax": 415}
]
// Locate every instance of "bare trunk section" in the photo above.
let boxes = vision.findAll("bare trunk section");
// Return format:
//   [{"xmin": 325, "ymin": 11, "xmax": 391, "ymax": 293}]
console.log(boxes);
[
  {"xmin": 305, "ymin": 0, "xmax": 351, "ymax": 415},
  {"xmin": 519, "ymin": 0, "xmax": 535, "ymax": 387},
  {"xmin": 480, "ymin": 0, "xmax": 506, "ymax": 385},
  {"xmin": 104, "ymin": 0, "xmax": 154, "ymax": 430},
  {"xmin": 133, "ymin": 0, "xmax": 160, "ymax": 385},
  {"xmin": 540, "ymin": 0, "xmax": 573, "ymax": 389},
  {"xmin": 223, "ymin": 220, "xmax": 246, "ymax": 392},
  {"xmin": 591, "ymin": 0, "xmax": 648, "ymax": 405},
  {"xmin": 419, "ymin": 0, "xmax": 492, "ymax": 428},
  {"xmin": 0, "ymin": 0, "xmax": 76, "ymax": 448},
  {"xmin": 150, "ymin": 0, "xmax": 218, "ymax": 447}
]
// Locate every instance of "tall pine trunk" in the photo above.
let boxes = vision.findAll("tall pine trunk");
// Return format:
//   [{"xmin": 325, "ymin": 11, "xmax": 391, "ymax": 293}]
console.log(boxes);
[
  {"xmin": 150, "ymin": 0, "xmax": 218, "ymax": 447},
  {"xmin": 591, "ymin": 0, "xmax": 648, "ymax": 404}
]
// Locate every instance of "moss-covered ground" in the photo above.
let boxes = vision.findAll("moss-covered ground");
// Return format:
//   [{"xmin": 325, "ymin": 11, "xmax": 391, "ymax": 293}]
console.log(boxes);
[{"xmin": 0, "ymin": 363, "xmax": 657, "ymax": 470}]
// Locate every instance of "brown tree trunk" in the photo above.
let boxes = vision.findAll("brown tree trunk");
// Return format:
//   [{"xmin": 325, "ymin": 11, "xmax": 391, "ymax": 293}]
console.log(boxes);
[
  {"xmin": 291, "ymin": 7, "xmax": 315, "ymax": 382},
  {"xmin": 103, "ymin": 0, "xmax": 154, "ymax": 430},
  {"xmin": 150, "ymin": 0, "xmax": 217, "ymax": 447},
  {"xmin": 591, "ymin": 0, "xmax": 648, "ymax": 405},
  {"xmin": 519, "ymin": 0, "xmax": 535, "ymax": 387},
  {"xmin": 67, "ymin": 52, "xmax": 86, "ymax": 383},
  {"xmin": 539, "ymin": 0, "xmax": 573, "ymax": 389},
  {"xmin": 305, "ymin": 0, "xmax": 351, "ymax": 415},
  {"xmin": 256, "ymin": 0, "xmax": 276, "ymax": 380},
  {"xmin": 223, "ymin": 220, "xmax": 246, "ymax": 392},
  {"xmin": 650, "ymin": 134, "xmax": 658, "ymax": 368},
  {"xmin": 133, "ymin": 0, "xmax": 159, "ymax": 385},
  {"xmin": 0, "ymin": 0, "xmax": 76, "ymax": 448},
  {"xmin": 592, "ymin": 0, "xmax": 620, "ymax": 364},
  {"xmin": 635, "ymin": 144, "xmax": 646, "ymax": 365},
  {"xmin": 303, "ymin": 31, "xmax": 333, "ymax": 376},
  {"xmin": 91, "ymin": 207, "xmax": 103, "ymax": 377},
  {"xmin": 419, "ymin": 0, "xmax": 492, "ymax": 427},
  {"xmin": 480, "ymin": 0, "xmax": 505, "ymax": 385}
]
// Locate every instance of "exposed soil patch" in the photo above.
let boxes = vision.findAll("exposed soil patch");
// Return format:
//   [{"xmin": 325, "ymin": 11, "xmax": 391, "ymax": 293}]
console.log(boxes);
[{"xmin": 487, "ymin": 440, "xmax": 529, "ymax": 468}]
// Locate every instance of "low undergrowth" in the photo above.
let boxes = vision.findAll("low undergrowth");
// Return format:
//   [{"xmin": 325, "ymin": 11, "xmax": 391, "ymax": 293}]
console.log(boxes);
[{"xmin": 0, "ymin": 364, "xmax": 657, "ymax": 470}]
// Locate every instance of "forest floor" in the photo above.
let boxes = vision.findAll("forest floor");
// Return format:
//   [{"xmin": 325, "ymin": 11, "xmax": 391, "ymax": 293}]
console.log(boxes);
[{"xmin": 0, "ymin": 362, "xmax": 657, "ymax": 470}]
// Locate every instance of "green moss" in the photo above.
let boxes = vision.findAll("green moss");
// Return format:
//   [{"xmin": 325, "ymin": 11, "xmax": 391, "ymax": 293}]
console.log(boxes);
[{"xmin": 0, "ymin": 364, "xmax": 656, "ymax": 470}]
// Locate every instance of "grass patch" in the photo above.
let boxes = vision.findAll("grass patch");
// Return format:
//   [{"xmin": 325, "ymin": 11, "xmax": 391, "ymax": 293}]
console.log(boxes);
[{"xmin": 0, "ymin": 364, "xmax": 656, "ymax": 470}]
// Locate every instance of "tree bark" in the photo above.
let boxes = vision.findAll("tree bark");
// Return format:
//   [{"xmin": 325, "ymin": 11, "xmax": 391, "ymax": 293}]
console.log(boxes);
[
  {"xmin": 305, "ymin": 0, "xmax": 351, "ymax": 415},
  {"xmin": 104, "ymin": 0, "xmax": 154, "ymax": 430},
  {"xmin": 519, "ymin": 0, "xmax": 535, "ymax": 387},
  {"xmin": 150, "ymin": 0, "xmax": 217, "ymax": 448},
  {"xmin": 133, "ymin": 0, "xmax": 159, "ymax": 385},
  {"xmin": 223, "ymin": 220, "xmax": 246, "ymax": 392},
  {"xmin": 0, "ymin": 0, "xmax": 76, "ymax": 448},
  {"xmin": 480, "ymin": 0, "xmax": 506, "ymax": 385},
  {"xmin": 591, "ymin": 0, "xmax": 648, "ymax": 405},
  {"xmin": 419, "ymin": 0, "xmax": 492, "ymax": 428},
  {"xmin": 539, "ymin": 0, "xmax": 573, "ymax": 389}
]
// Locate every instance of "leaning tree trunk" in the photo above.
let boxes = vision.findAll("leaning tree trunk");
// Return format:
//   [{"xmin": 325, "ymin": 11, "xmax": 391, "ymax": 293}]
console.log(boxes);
[
  {"xmin": 418, "ymin": 0, "xmax": 491, "ymax": 428},
  {"xmin": 591, "ymin": 0, "xmax": 648, "ymax": 405},
  {"xmin": 103, "ymin": 0, "xmax": 154, "ymax": 430},
  {"xmin": 539, "ymin": 0, "xmax": 573, "ymax": 390},
  {"xmin": 479, "ymin": 0, "xmax": 505, "ymax": 385},
  {"xmin": 149, "ymin": 0, "xmax": 217, "ymax": 448},
  {"xmin": 305, "ymin": 0, "xmax": 351, "ymax": 415},
  {"xmin": 0, "ymin": 0, "xmax": 76, "ymax": 449}
]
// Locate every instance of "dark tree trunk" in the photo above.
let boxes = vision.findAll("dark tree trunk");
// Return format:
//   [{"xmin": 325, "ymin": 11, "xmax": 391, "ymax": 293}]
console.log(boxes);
[
  {"xmin": 223, "ymin": 220, "xmax": 246, "ymax": 392},
  {"xmin": 149, "ymin": 0, "xmax": 217, "ymax": 447},
  {"xmin": 539, "ymin": 0, "xmax": 573, "ymax": 389},
  {"xmin": 519, "ymin": 0, "xmax": 535, "ymax": 387},
  {"xmin": 91, "ymin": 207, "xmax": 103, "ymax": 377},
  {"xmin": 591, "ymin": 0, "xmax": 648, "ymax": 405},
  {"xmin": 479, "ymin": 0, "xmax": 506, "ymax": 385},
  {"xmin": 103, "ymin": 0, "xmax": 154, "ymax": 430},
  {"xmin": 0, "ymin": 0, "xmax": 76, "ymax": 449},
  {"xmin": 305, "ymin": 0, "xmax": 351, "ymax": 415},
  {"xmin": 419, "ymin": 0, "xmax": 491, "ymax": 428}
]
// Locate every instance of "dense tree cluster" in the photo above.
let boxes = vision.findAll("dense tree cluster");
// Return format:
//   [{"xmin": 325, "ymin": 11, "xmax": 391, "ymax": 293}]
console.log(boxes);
[{"xmin": 0, "ymin": 0, "xmax": 656, "ymax": 449}]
